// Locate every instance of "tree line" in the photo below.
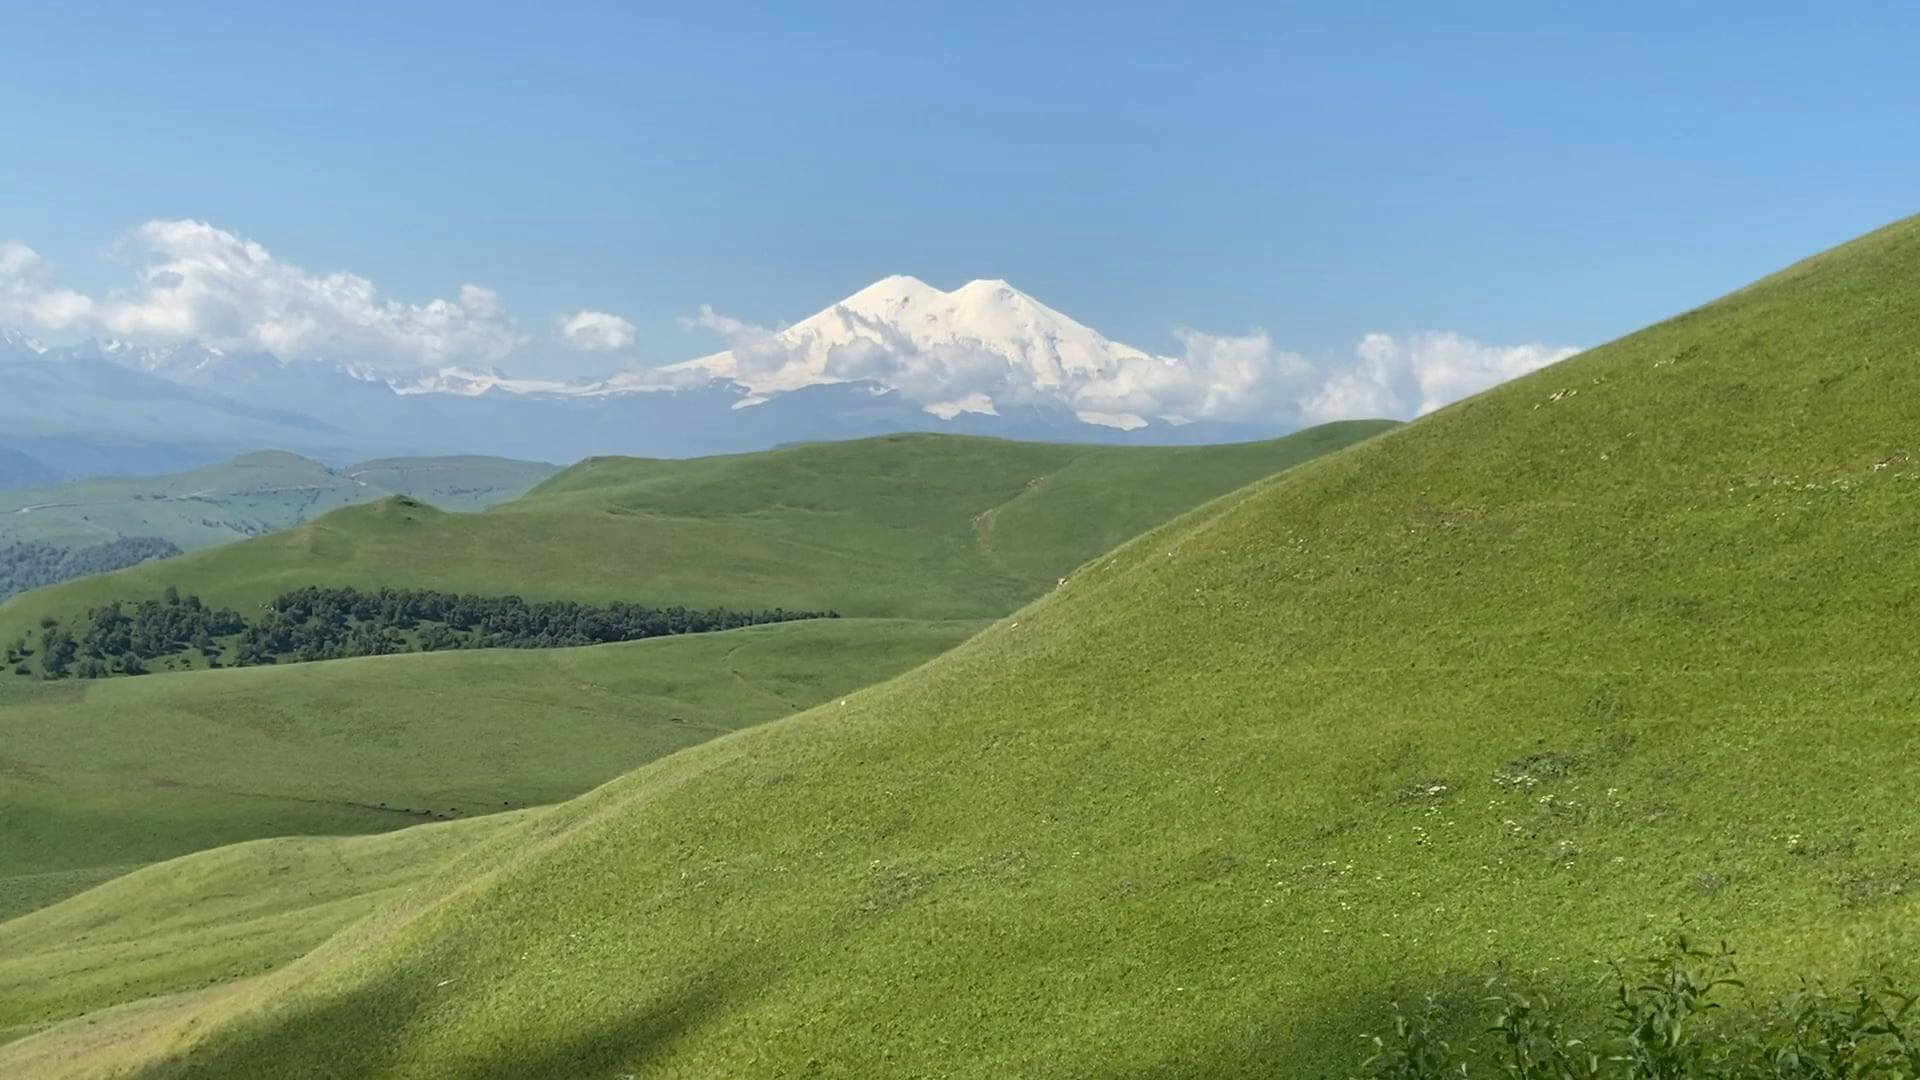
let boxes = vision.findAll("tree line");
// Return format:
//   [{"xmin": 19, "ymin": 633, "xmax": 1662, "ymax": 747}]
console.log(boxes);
[
  {"xmin": 0, "ymin": 537, "xmax": 182, "ymax": 602},
  {"xmin": 6, "ymin": 585, "xmax": 835, "ymax": 678}
]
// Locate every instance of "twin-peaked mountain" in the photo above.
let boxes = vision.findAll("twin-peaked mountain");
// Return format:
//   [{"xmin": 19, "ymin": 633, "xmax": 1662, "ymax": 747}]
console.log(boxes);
[{"xmin": 0, "ymin": 277, "xmax": 1288, "ymax": 474}]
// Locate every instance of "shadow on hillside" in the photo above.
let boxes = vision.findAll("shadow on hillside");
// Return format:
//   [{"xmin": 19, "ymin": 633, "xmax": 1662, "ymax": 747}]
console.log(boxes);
[
  {"xmin": 1131, "ymin": 972, "xmax": 1491, "ymax": 1080},
  {"xmin": 127, "ymin": 959, "xmax": 744, "ymax": 1080}
]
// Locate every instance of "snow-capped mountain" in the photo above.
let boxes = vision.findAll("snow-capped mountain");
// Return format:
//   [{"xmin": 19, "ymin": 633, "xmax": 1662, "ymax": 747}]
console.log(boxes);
[
  {"xmin": 388, "ymin": 275, "xmax": 1174, "ymax": 428},
  {"xmin": 417, "ymin": 274, "xmax": 1190, "ymax": 431},
  {"xmin": 654, "ymin": 275, "xmax": 1166, "ymax": 424},
  {"xmin": 0, "ymin": 327, "xmax": 48, "ymax": 355},
  {"xmin": 0, "ymin": 276, "xmax": 1295, "ymax": 470},
  {"xmin": 393, "ymin": 367, "xmax": 599, "ymax": 397},
  {"xmin": 90, "ymin": 338, "xmax": 234, "ymax": 379}
]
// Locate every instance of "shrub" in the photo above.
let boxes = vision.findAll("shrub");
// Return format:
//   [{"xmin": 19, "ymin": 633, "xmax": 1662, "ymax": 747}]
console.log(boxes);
[{"xmin": 1352, "ymin": 934, "xmax": 1920, "ymax": 1079}]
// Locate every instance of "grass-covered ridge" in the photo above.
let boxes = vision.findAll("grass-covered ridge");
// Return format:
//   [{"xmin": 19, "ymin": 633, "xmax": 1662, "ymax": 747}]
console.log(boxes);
[
  {"xmin": 0, "ymin": 451, "xmax": 557, "ymax": 551},
  {"xmin": 58, "ymin": 215, "xmax": 1920, "ymax": 1077},
  {"xmin": 0, "ymin": 618, "xmax": 976, "ymax": 920},
  {"xmin": 0, "ymin": 452, "xmax": 557, "ymax": 601},
  {"xmin": 0, "ymin": 813, "xmax": 524, "ymax": 1046},
  {"xmin": 0, "ymin": 423, "xmax": 1393, "ymax": 640}
]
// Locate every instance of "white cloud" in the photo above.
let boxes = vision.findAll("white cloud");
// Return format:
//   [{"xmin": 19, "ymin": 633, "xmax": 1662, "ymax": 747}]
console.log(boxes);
[
  {"xmin": 1300, "ymin": 332, "xmax": 1580, "ymax": 422},
  {"xmin": 558, "ymin": 309, "xmax": 637, "ymax": 351},
  {"xmin": 0, "ymin": 242, "xmax": 95, "ymax": 330},
  {"xmin": 0, "ymin": 220, "xmax": 526, "ymax": 371},
  {"xmin": 3, "ymin": 227, "xmax": 1578, "ymax": 420}
]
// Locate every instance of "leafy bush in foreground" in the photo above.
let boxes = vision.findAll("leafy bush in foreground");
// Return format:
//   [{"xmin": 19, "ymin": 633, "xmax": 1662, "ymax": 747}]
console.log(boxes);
[{"xmin": 1355, "ymin": 935, "xmax": 1920, "ymax": 1078}]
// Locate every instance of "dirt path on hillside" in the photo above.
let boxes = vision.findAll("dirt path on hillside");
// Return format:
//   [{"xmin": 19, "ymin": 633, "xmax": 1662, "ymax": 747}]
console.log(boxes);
[{"xmin": 971, "ymin": 472, "xmax": 1059, "ymax": 563}]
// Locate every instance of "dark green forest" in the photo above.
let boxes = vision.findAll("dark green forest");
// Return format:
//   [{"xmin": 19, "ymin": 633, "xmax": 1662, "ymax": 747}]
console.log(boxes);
[
  {"xmin": 6, "ymin": 585, "xmax": 836, "ymax": 679},
  {"xmin": 0, "ymin": 537, "xmax": 182, "ymax": 602}
]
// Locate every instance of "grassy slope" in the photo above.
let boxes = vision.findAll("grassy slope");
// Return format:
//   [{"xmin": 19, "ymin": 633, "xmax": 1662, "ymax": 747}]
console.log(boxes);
[
  {"xmin": 0, "ymin": 814, "xmax": 526, "ymax": 1044},
  {"xmin": 337, "ymin": 456, "xmax": 561, "ymax": 512},
  {"xmin": 73, "ymin": 216, "xmax": 1920, "ymax": 1077},
  {"xmin": 0, "ymin": 618, "xmax": 977, "ymax": 917},
  {"xmin": 0, "ymin": 425, "xmax": 1382, "ymax": 1049},
  {"xmin": 0, "ymin": 423, "xmax": 1393, "ymax": 642},
  {"xmin": 0, "ymin": 451, "xmax": 555, "ymax": 552}
]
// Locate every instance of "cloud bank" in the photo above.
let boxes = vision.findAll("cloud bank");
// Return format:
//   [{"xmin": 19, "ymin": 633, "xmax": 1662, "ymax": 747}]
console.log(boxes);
[
  {"xmin": 684, "ymin": 305, "xmax": 1579, "ymax": 429},
  {"xmin": 1, "ymin": 221, "xmax": 525, "ymax": 371},
  {"xmin": 2, "ymin": 220, "xmax": 1578, "ymax": 424}
]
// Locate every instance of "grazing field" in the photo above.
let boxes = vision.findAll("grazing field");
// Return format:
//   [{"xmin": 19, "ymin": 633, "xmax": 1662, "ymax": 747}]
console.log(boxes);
[
  {"xmin": 33, "ymin": 215, "xmax": 1920, "ymax": 1077},
  {"xmin": 0, "ymin": 618, "xmax": 978, "ymax": 917}
]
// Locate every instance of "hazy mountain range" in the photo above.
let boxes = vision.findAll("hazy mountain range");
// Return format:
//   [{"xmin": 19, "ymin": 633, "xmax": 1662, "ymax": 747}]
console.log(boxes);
[{"xmin": 0, "ymin": 279, "xmax": 1324, "ymax": 479}]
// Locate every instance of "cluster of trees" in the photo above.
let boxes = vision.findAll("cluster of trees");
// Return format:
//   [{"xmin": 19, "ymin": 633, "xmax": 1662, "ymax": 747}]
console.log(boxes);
[
  {"xmin": 0, "ymin": 537, "xmax": 181, "ymax": 601},
  {"xmin": 9, "ymin": 585, "xmax": 834, "ymax": 678},
  {"xmin": 7, "ymin": 587, "xmax": 245, "ymax": 678}
]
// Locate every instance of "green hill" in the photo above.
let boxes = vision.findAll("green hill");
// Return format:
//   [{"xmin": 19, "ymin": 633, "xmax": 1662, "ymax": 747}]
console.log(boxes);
[
  {"xmin": 336, "ymin": 456, "xmax": 564, "ymax": 511},
  {"xmin": 0, "ymin": 424, "xmax": 1385, "ymax": 1023},
  {"xmin": 0, "ymin": 812, "xmax": 523, "ymax": 1046},
  {"xmin": 0, "ymin": 423, "xmax": 1393, "ymax": 646},
  {"xmin": 41, "ymin": 216, "xmax": 1920, "ymax": 1077},
  {"xmin": 0, "ymin": 618, "xmax": 975, "ymax": 919},
  {"xmin": 0, "ymin": 452, "xmax": 557, "ymax": 601}
]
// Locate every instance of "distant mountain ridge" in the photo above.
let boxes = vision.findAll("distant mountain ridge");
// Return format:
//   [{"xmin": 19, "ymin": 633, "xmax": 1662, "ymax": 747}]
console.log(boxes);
[
  {"xmin": 0, "ymin": 447, "xmax": 63, "ymax": 490},
  {"xmin": 0, "ymin": 277, "xmax": 1342, "ymax": 466}
]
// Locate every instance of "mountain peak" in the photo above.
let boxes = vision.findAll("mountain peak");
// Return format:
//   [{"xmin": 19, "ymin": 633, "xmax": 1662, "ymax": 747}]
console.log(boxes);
[
  {"xmin": 0, "ymin": 327, "xmax": 47, "ymax": 354},
  {"xmin": 665, "ymin": 274, "xmax": 1159, "ymax": 426},
  {"xmin": 954, "ymin": 277, "xmax": 1016, "ymax": 295},
  {"xmin": 865, "ymin": 273, "xmax": 935, "ymax": 292},
  {"xmin": 835, "ymin": 274, "xmax": 945, "ymax": 317}
]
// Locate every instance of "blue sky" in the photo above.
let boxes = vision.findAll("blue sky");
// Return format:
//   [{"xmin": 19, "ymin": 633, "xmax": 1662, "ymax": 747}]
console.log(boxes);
[{"xmin": 3, "ymin": 1, "xmax": 1917, "ymax": 378}]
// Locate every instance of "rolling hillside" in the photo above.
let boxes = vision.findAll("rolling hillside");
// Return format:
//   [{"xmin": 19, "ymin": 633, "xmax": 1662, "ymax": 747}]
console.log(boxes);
[
  {"xmin": 0, "ymin": 813, "xmax": 526, "ymax": 1047},
  {"xmin": 335, "ymin": 456, "xmax": 564, "ymax": 511},
  {"xmin": 0, "ymin": 418, "xmax": 1390, "ymax": 1037},
  {"xmin": 0, "ymin": 618, "xmax": 976, "ymax": 919},
  {"xmin": 33, "ymin": 216, "xmax": 1920, "ymax": 1077},
  {"xmin": 0, "ymin": 452, "xmax": 557, "ymax": 600},
  {"xmin": 0, "ymin": 423, "xmax": 1393, "ymax": 645}
]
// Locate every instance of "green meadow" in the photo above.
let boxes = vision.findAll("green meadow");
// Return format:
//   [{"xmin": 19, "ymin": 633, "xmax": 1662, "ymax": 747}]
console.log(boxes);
[
  {"xmin": 0, "ymin": 423, "xmax": 1395, "ymax": 1071},
  {"xmin": 8, "ymin": 215, "xmax": 1914, "ymax": 1077},
  {"xmin": 0, "ymin": 618, "xmax": 977, "ymax": 918}
]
